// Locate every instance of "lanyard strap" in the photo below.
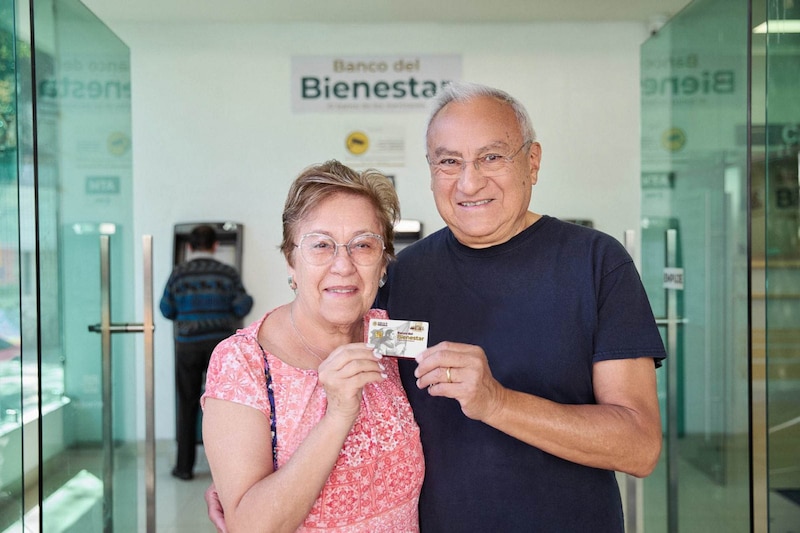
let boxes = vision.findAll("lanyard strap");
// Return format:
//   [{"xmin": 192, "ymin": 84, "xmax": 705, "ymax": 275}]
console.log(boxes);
[{"xmin": 254, "ymin": 340, "xmax": 279, "ymax": 471}]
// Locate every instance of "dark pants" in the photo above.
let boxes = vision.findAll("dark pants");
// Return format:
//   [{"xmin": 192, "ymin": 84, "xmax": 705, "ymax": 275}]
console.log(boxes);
[{"xmin": 174, "ymin": 338, "xmax": 221, "ymax": 474}]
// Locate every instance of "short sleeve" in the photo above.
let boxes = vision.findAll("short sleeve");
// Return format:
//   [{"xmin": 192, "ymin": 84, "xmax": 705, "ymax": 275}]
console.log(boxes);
[
  {"xmin": 594, "ymin": 256, "xmax": 666, "ymax": 364},
  {"xmin": 202, "ymin": 334, "xmax": 271, "ymax": 418}
]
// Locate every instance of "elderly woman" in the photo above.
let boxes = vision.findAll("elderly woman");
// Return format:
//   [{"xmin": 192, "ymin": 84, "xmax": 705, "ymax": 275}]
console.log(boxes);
[{"xmin": 201, "ymin": 161, "xmax": 424, "ymax": 532}]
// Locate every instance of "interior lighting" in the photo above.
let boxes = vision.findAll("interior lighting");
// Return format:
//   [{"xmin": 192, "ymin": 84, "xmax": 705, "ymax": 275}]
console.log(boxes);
[{"xmin": 753, "ymin": 19, "xmax": 800, "ymax": 33}]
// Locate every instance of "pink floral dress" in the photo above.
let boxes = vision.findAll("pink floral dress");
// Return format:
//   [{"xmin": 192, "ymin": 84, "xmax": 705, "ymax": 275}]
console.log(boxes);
[{"xmin": 202, "ymin": 308, "xmax": 424, "ymax": 532}]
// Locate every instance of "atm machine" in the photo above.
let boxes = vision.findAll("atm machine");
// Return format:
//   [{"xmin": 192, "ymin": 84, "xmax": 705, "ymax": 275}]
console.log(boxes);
[
  {"xmin": 170, "ymin": 221, "xmax": 245, "ymax": 443},
  {"xmin": 394, "ymin": 219, "xmax": 423, "ymax": 252},
  {"xmin": 172, "ymin": 221, "xmax": 244, "ymax": 275}
]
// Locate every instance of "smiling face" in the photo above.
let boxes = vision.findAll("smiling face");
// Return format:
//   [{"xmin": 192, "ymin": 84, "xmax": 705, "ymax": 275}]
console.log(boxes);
[
  {"xmin": 426, "ymin": 95, "xmax": 542, "ymax": 248},
  {"xmin": 288, "ymin": 192, "xmax": 386, "ymax": 331}
]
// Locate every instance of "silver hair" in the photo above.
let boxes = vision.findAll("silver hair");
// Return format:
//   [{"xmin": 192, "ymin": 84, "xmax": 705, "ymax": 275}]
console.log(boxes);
[{"xmin": 425, "ymin": 81, "xmax": 537, "ymax": 143}]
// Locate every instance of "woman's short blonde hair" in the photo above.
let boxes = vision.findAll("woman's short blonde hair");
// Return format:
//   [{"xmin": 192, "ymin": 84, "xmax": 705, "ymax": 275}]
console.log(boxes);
[{"xmin": 280, "ymin": 160, "xmax": 400, "ymax": 266}]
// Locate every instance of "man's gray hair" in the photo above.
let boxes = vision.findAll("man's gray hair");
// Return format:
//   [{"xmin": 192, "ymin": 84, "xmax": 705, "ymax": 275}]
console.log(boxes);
[{"xmin": 426, "ymin": 81, "xmax": 537, "ymax": 143}]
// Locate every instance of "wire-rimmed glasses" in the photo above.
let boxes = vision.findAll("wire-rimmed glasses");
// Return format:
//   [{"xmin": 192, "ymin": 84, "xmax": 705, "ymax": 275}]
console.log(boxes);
[
  {"xmin": 294, "ymin": 233, "xmax": 385, "ymax": 266},
  {"xmin": 427, "ymin": 140, "xmax": 533, "ymax": 177}
]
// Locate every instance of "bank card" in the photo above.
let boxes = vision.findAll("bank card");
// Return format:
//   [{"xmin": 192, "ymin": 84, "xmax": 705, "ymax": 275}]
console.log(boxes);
[{"xmin": 368, "ymin": 318, "xmax": 429, "ymax": 358}]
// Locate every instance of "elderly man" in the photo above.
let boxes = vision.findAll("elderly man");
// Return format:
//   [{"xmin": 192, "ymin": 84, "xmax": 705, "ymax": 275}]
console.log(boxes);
[{"xmin": 377, "ymin": 81, "xmax": 665, "ymax": 532}]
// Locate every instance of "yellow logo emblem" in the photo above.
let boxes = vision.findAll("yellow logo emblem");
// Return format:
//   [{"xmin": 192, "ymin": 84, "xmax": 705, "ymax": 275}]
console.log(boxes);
[
  {"xmin": 346, "ymin": 131, "xmax": 369, "ymax": 155},
  {"xmin": 661, "ymin": 128, "xmax": 686, "ymax": 152}
]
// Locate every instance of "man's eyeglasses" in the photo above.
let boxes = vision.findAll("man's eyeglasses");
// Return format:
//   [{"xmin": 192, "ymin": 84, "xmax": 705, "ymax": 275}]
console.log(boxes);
[
  {"xmin": 294, "ymin": 233, "xmax": 385, "ymax": 266},
  {"xmin": 427, "ymin": 140, "xmax": 532, "ymax": 177}
]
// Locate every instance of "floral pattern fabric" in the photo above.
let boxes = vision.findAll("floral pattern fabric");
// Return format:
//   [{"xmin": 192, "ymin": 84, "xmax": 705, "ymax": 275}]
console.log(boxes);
[{"xmin": 202, "ymin": 308, "xmax": 424, "ymax": 532}]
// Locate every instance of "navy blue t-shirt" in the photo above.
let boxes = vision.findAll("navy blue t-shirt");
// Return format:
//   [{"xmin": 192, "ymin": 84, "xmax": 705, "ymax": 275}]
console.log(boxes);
[{"xmin": 377, "ymin": 216, "xmax": 666, "ymax": 532}]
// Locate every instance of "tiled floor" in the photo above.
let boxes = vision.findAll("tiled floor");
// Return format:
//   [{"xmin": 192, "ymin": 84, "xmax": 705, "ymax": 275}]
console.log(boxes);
[
  {"xmin": 154, "ymin": 441, "xmax": 217, "ymax": 533},
  {"xmin": 2, "ymin": 438, "xmax": 798, "ymax": 531},
  {"xmin": 0, "ymin": 441, "xmax": 217, "ymax": 532},
  {"xmin": 634, "ymin": 444, "xmax": 800, "ymax": 533},
  {"xmin": 165, "ymin": 440, "xmax": 800, "ymax": 533}
]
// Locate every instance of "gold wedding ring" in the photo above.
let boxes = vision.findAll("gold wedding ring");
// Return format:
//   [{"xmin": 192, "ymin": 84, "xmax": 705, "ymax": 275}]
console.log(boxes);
[{"xmin": 446, "ymin": 367, "xmax": 452, "ymax": 383}]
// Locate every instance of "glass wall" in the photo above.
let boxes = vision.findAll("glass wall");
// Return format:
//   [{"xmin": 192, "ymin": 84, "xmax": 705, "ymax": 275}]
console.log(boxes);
[
  {"xmin": 640, "ymin": 0, "xmax": 752, "ymax": 530},
  {"xmin": 642, "ymin": 0, "xmax": 800, "ymax": 530},
  {"xmin": 0, "ymin": 0, "xmax": 25, "ymax": 527},
  {"xmin": 0, "ymin": 0, "xmax": 138, "ymax": 530},
  {"xmin": 751, "ymin": 0, "xmax": 800, "ymax": 528}
]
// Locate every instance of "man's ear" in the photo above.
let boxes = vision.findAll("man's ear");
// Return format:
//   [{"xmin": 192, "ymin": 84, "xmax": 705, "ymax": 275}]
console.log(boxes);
[{"xmin": 528, "ymin": 142, "xmax": 542, "ymax": 185}]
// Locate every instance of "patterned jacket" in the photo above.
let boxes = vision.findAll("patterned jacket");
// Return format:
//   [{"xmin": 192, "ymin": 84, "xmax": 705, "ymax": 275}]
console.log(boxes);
[{"xmin": 160, "ymin": 257, "xmax": 253, "ymax": 343}]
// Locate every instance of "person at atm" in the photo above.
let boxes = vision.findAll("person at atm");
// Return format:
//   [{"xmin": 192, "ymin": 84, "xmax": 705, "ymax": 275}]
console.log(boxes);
[{"xmin": 160, "ymin": 224, "xmax": 253, "ymax": 481}]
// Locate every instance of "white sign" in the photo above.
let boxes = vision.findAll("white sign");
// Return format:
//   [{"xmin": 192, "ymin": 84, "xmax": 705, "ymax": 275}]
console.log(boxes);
[
  {"xmin": 663, "ymin": 267, "xmax": 685, "ymax": 290},
  {"xmin": 291, "ymin": 55, "xmax": 462, "ymax": 113},
  {"xmin": 341, "ymin": 126, "xmax": 406, "ymax": 170}
]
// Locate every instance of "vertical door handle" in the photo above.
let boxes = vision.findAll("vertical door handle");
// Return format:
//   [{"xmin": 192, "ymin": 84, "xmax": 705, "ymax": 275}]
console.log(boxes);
[
  {"xmin": 88, "ymin": 235, "xmax": 156, "ymax": 532},
  {"xmin": 142, "ymin": 235, "xmax": 156, "ymax": 533},
  {"xmin": 98, "ymin": 235, "xmax": 114, "ymax": 533},
  {"xmin": 622, "ymin": 229, "xmax": 641, "ymax": 533},
  {"xmin": 664, "ymin": 228, "xmax": 679, "ymax": 533}
]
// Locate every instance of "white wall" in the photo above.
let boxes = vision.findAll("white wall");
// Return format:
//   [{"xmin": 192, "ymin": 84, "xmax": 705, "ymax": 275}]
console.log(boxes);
[{"xmin": 109, "ymin": 21, "xmax": 649, "ymax": 439}]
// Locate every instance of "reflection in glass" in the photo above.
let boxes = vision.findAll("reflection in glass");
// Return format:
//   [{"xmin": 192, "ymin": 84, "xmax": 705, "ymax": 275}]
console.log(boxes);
[
  {"xmin": 640, "ymin": 0, "xmax": 751, "ymax": 530},
  {"xmin": 1, "ymin": 0, "xmax": 137, "ymax": 530},
  {"xmin": 755, "ymin": 0, "xmax": 800, "ymax": 526},
  {"xmin": 0, "ymin": 0, "xmax": 27, "ymax": 529}
]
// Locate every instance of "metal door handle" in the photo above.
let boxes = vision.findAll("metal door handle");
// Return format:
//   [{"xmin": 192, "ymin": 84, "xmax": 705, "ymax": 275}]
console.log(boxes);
[
  {"xmin": 622, "ymin": 228, "xmax": 685, "ymax": 533},
  {"xmin": 655, "ymin": 317, "xmax": 688, "ymax": 326},
  {"xmin": 87, "ymin": 235, "xmax": 156, "ymax": 532},
  {"xmin": 664, "ymin": 228, "xmax": 680, "ymax": 533},
  {"xmin": 88, "ymin": 322, "xmax": 152, "ymax": 333},
  {"xmin": 142, "ymin": 236, "xmax": 156, "ymax": 533}
]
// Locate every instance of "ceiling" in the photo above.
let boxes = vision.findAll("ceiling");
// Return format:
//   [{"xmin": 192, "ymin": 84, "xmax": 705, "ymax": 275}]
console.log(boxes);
[{"xmin": 81, "ymin": 0, "xmax": 693, "ymax": 26}]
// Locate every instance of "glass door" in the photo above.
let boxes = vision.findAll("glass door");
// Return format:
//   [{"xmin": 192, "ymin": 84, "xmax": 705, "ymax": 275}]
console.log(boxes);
[
  {"xmin": 0, "ymin": 0, "xmax": 143, "ymax": 531},
  {"xmin": 752, "ymin": 0, "xmax": 800, "ymax": 529},
  {"xmin": 640, "ymin": 0, "xmax": 752, "ymax": 531},
  {"xmin": 0, "ymin": 0, "xmax": 25, "ymax": 527}
]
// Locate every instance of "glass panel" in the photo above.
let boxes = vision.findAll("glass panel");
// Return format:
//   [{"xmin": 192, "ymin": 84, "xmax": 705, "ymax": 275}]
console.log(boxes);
[
  {"xmin": 754, "ymin": 0, "xmax": 800, "ymax": 528},
  {"xmin": 0, "ymin": 0, "xmax": 136, "ymax": 530},
  {"xmin": 0, "ymin": 0, "xmax": 25, "ymax": 529},
  {"xmin": 640, "ymin": 0, "xmax": 751, "ymax": 530},
  {"xmin": 36, "ymin": 0, "xmax": 136, "ymax": 529}
]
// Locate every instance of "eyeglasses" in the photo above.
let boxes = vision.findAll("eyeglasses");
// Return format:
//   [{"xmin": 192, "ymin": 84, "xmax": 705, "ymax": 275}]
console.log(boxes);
[
  {"xmin": 427, "ymin": 140, "xmax": 532, "ymax": 177},
  {"xmin": 294, "ymin": 233, "xmax": 385, "ymax": 266}
]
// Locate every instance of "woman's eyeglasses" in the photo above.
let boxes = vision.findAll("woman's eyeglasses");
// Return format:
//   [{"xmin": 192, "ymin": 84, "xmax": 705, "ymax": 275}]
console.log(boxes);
[{"xmin": 295, "ymin": 233, "xmax": 385, "ymax": 266}]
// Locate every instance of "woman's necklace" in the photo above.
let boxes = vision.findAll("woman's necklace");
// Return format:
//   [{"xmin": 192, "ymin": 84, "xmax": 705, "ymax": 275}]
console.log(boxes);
[{"xmin": 289, "ymin": 304, "xmax": 327, "ymax": 363}]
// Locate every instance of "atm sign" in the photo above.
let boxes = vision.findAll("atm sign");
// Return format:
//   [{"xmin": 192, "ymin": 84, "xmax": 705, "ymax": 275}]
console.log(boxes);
[{"xmin": 86, "ymin": 176, "xmax": 120, "ymax": 195}]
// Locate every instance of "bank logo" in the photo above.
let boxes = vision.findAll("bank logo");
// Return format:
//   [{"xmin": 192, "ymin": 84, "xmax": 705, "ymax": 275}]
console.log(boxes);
[
  {"xmin": 661, "ymin": 128, "xmax": 686, "ymax": 152},
  {"xmin": 346, "ymin": 131, "xmax": 369, "ymax": 155}
]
